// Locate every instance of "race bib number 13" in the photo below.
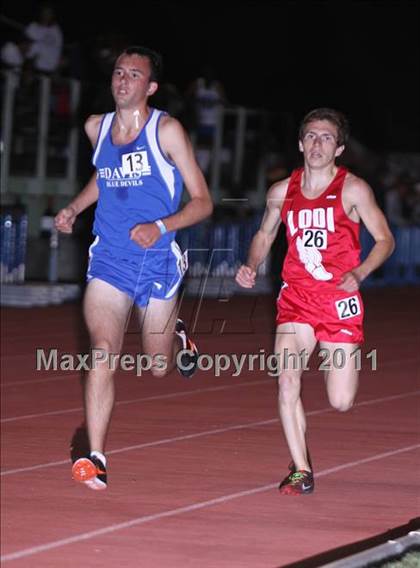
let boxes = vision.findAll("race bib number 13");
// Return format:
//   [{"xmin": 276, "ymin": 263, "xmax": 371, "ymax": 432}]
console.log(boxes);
[{"xmin": 122, "ymin": 151, "xmax": 151, "ymax": 176}]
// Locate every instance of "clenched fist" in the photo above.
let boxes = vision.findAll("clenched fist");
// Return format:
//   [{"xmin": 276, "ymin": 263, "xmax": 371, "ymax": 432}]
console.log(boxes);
[
  {"xmin": 235, "ymin": 265, "xmax": 257, "ymax": 288},
  {"xmin": 55, "ymin": 206, "xmax": 77, "ymax": 234},
  {"xmin": 130, "ymin": 222, "xmax": 161, "ymax": 248}
]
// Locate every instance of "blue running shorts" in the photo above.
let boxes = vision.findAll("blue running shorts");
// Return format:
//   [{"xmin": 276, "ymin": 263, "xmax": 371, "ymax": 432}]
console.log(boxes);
[{"xmin": 87, "ymin": 237, "xmax": 188, "ymax": 307}]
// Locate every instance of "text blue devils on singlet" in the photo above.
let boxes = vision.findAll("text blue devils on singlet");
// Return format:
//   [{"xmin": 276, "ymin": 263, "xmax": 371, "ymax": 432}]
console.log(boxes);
[{"xmin": 92, "ymin": 109, "xmax": 183, "ymax": 256}]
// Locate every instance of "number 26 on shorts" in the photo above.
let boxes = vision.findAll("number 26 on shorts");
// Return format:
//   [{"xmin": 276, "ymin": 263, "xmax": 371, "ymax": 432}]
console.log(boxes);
[{"xmin": 335, "ymin": 295, "xmax": 361, "ymax": 320}]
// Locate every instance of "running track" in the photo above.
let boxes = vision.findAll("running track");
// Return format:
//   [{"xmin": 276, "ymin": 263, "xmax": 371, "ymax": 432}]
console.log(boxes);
[{"xmin": 1, "ymin": 286, "xmax": 419, "ymax": 567}]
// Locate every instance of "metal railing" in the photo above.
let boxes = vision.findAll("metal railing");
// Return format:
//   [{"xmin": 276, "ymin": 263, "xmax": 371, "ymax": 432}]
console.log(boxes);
[
  {"xmin": 189, "ymin": 104, "xmax": 291, "ymax": 206},
  {"xmin": 1, "ymin": 69, "xmax": 81, "ymax": 192}
]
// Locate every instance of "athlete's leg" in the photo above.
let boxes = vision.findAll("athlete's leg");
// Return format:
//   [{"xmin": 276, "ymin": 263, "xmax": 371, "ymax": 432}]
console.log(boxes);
[
  {"xmin": 320, "ymin": 342, "xmax": 360, "ymax": 412},
  {"xmin": 137, "ymin": 294, "xmax": 180, "ymax": 378},
  {"xmin": 276, "ymin": 322, "xmax": 317, "ymax": 472},
  {"xmin": 83, "ymin": 279, "xmax": 134, "ymax": 453}
]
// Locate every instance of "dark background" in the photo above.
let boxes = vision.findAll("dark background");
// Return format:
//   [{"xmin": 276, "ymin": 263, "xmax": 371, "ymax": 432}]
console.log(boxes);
[{"xmin": 1, "ymin": 0, "xmax": 420, "ymax": 151}]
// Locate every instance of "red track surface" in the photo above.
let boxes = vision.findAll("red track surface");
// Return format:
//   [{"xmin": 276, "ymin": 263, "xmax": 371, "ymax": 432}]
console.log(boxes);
[{"xmin": 1, "ymin": 287, "xmax": 419, "ymax": 567}]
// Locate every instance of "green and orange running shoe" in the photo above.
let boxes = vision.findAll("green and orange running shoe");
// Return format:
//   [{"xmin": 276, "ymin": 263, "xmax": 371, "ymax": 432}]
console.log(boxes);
[
  {"xmin": 278, "ymin": 468, "xmax": 314, "ymax": 495},
  {"xmin": 175, "ymin": 318, "xmax": 199, "ymax": 378}
]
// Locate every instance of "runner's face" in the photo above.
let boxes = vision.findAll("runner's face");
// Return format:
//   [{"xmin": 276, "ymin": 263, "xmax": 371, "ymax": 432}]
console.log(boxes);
[
  {"xmin": 299, "ymin": 120, "xmax": 344, "ymax": 167},
  {"xmin": 111, "ymin": 54, "xmax": 156, "ymax": 109}
]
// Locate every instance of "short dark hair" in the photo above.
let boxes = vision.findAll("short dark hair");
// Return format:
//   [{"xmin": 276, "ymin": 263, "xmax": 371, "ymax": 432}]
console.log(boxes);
[
  {"xmin": 299, "ymin": 108, "xmax": 350, "ymax": 146},
  {"xmin": 118, "ymin": 46, "xmax": 163, "ymax": 82}
]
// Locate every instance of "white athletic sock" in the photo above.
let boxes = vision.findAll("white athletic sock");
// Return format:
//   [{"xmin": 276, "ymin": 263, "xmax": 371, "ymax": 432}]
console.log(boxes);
[
  {"xmin": 175, "ymin": 329, "xmax": 187, "ymax": 349},
  {"xmin": 90, "ymin": 451, "xmax": 106, "ymax": 466}
]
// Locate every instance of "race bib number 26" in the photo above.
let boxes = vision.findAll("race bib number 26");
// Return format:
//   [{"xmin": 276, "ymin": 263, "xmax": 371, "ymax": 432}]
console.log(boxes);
[
  {"xmin": 302, "ymin": 228, "xmax": 327, "ymax": 250},
  {"xmin": 335, "ymin": 295, "xmax": 361, "ymax": 320}
]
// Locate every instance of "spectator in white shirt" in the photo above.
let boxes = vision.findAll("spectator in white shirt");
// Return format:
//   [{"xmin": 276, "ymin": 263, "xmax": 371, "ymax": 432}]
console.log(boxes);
[{"xmin": 25, "ymin": 3, "xmax": 63, "ymax": 74}]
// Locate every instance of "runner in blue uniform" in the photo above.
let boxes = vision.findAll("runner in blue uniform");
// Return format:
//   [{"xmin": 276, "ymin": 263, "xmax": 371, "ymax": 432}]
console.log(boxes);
[{"xmin": 55, "ymin": 46, "xmax": 213, "ymax": 490}]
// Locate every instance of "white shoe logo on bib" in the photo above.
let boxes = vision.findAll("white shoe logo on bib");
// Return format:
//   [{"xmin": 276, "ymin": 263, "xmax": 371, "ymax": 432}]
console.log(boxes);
[
  {"xmin": 296, "ymin": 235, "xmax": 333, "ymax": 281},
  {"xmin": 288, "ymin": 208, "xmax": 335, "ymax": 282}
]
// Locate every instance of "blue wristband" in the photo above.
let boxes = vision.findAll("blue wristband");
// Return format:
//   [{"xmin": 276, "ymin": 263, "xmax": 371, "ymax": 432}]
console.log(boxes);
[{"xmin": 155, "ymin": 219, "xmax": 167, "ymax": 235}]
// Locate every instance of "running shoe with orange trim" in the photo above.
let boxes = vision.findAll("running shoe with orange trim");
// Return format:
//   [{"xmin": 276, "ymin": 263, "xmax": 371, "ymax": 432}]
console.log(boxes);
[
  {"xmin": 72, "ymin": 455, "xmax": 107, "ymax": 490},
  {"xmin": 278, "ymin": 469, "xmax": 314, "ymax": 495},
  {"xmin": 175, "ymin": 318, "xmax": 199, "ymax": 378}
]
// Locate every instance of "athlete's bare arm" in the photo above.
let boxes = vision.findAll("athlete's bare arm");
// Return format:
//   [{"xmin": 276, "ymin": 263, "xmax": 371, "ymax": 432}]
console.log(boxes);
[
  {"xmin": 339, "ymin": 174, "xmax": 395, "ymax": 291},
  {"xmin": 130, "ymin": 115, "xmax": 213, "ymax": 248},
  {"xmin": 236, "ymin": 179, "xmax": 289, "ymax": 288},
  {"xmin": 55, "ymin": 115, "xmax": 102, "ymax": 233},
  {"xmin": 157, "ymin": 115, "xmax": 213, "ymax": 228}
]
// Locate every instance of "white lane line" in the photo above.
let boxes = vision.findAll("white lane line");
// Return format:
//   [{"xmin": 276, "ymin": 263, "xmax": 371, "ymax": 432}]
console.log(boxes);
[
  {"xmin": 2, "ymin": 373, "xmax": 80, "ymax": 387},
  {"xmin": 1, "ymin": 378, "xmax": 275, "ymax": 423},
  {"xmin": 1, "ymin": 417, "xmax": 277, "ymax": 476},
  {"xmin": 2, "ymin": 352, "xmax": 418, "ymax": 389},
  {"xmin": 2, "ymin": 391, "xmax": 418, "ymax": 476},
  {"xmin": 3, "ymin": 355, "xmax": 418, "ymax": 423},
  {"xmin": 1, "ymin": 443, "xmax": 418, "ymax": 563}
]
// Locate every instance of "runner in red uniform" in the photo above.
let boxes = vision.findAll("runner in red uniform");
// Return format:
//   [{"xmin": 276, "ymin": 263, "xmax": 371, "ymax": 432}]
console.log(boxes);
[
  {"xmin": 236, "ymin": 108, "xmax": 394, "ymax": 495},
  {"xmin": 279, "ymin": 164, "xmax": 364, "ymax": 343}
]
